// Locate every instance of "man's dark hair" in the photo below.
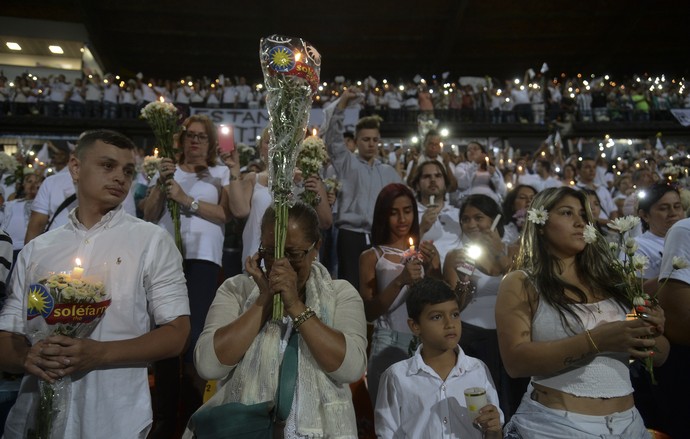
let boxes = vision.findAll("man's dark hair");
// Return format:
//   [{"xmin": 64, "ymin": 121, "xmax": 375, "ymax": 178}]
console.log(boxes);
[
  {"xmin": 538, "ymin": 159, "xmax": 551, "ymax": 173},
  {"xmin": 406, "ymin": 278, "xmax": 459, "ymax": 322},
  {"xmin": 576, "ymin": 156, "xmax": 595, "ymax": 170},
  {"xmin": 409, "ymin": 160, "xmax": 451, "ymax": 199},
  {"xmin": 75, "ymin": 130, "xmax": 136, "ymax": 159},
  {"xmin": 423, "ymin": 129, "xmax": 440, "ymax": 145}
]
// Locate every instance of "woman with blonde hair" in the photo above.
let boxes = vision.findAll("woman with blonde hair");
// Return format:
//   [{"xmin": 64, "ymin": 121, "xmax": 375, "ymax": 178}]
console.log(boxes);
[{"xmin": 497, "ymin": 186, "xmax": 669, "ymax": 438}]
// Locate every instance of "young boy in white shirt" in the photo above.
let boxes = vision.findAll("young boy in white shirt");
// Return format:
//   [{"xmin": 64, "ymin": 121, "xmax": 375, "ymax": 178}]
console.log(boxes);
[{"xmin": 375, "ymin": 278, "xmax": 503, "ymax": 438}]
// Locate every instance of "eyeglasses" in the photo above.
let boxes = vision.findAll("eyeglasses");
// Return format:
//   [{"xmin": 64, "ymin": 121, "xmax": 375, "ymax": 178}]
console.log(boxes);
[
  {"xmin": 258, "ymin": 241, "xmax": 317, "ymax": 264},
  {"xmin": 185, "ymin": 132, "xmax": 209, "ymax": 143}
]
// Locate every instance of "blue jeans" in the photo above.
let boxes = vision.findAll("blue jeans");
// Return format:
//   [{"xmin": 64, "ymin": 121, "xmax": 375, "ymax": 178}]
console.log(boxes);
[
  {"xmin": 505, "ymin": 385, "xmax": 651, "ymax": 438},
  {"xmin": 366, "ymin": 328, "xmax": 414, "ymax": 406},
  {"xmin": 0, "ymin": 390, "xmax": 18, "ymax": 432}
]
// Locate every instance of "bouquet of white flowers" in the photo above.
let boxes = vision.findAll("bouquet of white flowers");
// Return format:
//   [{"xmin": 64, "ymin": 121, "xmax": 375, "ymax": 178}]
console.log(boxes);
[
  {"xmin": 140, "ymin": 101, "xmax": 183, "ymax": 252},
  {"xmin": 584, "ymin": 215, "xmax": 687, "ymax": 384},
  {"xmin": 296, "ymin": 136, "xmax": 327, "ymax": 206},
  {"xmin": 0, "ymin": 151, "xmax": 18, "ymax": 173},
  {"xmin": 25, "ymin": 261, "xmax": 110, "ymax": 439}
]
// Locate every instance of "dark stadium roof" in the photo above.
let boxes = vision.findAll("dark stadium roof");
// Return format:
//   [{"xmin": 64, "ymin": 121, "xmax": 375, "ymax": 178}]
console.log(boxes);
[{"xmin": 3, "ymin": 0, "xmax": 689, "ymax": 82}]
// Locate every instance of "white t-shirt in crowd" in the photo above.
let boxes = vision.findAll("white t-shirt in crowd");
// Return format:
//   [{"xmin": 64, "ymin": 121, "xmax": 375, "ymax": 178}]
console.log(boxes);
[
  {"xmin": 152, "ymin": 165, "xmax": 230, "ymax": 265},
  {"xmin": 31, "ymin": 167, "xmax": 76, "ymax": 231}
]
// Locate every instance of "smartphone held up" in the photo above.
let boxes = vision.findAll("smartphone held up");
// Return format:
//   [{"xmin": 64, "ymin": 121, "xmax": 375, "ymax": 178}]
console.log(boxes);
[{"xmin": 218, "ymin": 124, "xmax": 235, "ymax": 154}]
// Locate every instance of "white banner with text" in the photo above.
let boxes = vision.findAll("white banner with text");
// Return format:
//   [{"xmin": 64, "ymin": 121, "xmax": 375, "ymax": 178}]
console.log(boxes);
[{"xmin": 190, "ymin": 108, "xmax": 361, "ymax": 145}]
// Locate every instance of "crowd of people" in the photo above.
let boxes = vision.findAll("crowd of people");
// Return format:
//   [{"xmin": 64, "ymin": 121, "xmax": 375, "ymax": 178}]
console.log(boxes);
[
  {"xmin": 0, "ymin": 86, "xmax": 688, "ymax": 438},
  {"xmin": 1, "ymin": 70, "xmax": 688, "ymax": 124}
]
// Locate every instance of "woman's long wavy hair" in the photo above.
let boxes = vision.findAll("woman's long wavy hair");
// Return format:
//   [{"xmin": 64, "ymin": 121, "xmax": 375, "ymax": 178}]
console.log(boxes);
[{"xmin": 516, "ymin": 187, "xmax": 630, "ymax": 331}]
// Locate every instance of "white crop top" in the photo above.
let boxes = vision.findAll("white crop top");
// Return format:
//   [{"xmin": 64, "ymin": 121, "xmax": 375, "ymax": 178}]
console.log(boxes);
[
  {"xmin": 372, "ymin": 246, "xmax": 414, "ymax": 334},
  {"xmin": 531, "ymin": 295, "xmax": 634, "ymax": 398}
]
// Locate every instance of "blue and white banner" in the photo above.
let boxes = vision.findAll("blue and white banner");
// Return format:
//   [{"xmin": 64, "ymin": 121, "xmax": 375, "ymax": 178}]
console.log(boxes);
[
  {"xmin": 670, "ymin": 109, "xmax": 690, "ymax": 127},
  {"xmin": 190, "ymin": 108, "xmax": 361, "ymax": 145}
]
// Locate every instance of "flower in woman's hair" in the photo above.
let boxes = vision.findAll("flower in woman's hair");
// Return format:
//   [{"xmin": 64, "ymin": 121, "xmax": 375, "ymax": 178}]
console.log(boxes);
[
  {"xmin": 527, "ymin": 206, "xmax": 549, "ymax": 225},
  {"xmin": 672, "ymin": 256, "xmax": 689, "ymax": 270},
  {"xmin": 632, "ymin": 254, "xmax": 650, "ymax": 272},
  {"xmin": 607, "ymin": 215, "xmax": 641, "ymax": 234},
  {"xmin": 583, "ymin": 224, "xmax": 598, "ymax": 244},
  {"xmin": 624, "ymin": 237, "xmax": 639, "ymax": 256}
]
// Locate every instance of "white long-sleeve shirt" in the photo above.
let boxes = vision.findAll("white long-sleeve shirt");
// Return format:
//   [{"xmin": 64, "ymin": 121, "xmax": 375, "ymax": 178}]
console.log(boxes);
[
  {"xmin": 1, "ymin": 206, "xmax": 189, "ymax": 438},
  {"xmin": 375, "ymin": 345, "xmax": 503, "ymax": 439}
]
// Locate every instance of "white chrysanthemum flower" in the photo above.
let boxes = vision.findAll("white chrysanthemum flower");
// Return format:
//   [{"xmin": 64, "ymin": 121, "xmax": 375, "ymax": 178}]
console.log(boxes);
[
  {"xmin": 607, "ymin": 215, "xmax": 641, "ymax": 234},
  {"xmin": 527, "ymin": 206, "xmax": 549, "ymax": 225},
  {"xmin": 672, "ymin": 256, "xmax": 689, "ymax": 270},
  {"xmin": 142, "ymin": 156, "xmax": 162, "ymax": 179},
  {"xmin": 633, "ymin": 254, "xmax": 650, "ymax": 272},
  {"xmin": 62, "ymin": 286, "xmax": 77, "ymax": 301},
  {"xmin": 609, "ymin": 242, "xmax": 619, "ymax": 252},
  {"xmin": 583, "ymin": 224, "xmax": 598, "ymax": 244},
  {"xmin": 624, "ymin": 237, "xmax": 639, "ymax": 256},
  {"xmin": 632, "ymin": 296, "xmax": 646, "ymax": 306},
  {"xmin": 297, "ymin": 135, "xmax": 328, "ymax": 178},
  {"xmin": 0, "ymin": 152, "xmax": 19, "ymax": 173}
]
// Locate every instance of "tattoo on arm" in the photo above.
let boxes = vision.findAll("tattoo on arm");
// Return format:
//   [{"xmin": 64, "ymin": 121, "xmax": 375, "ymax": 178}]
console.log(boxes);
[{"xmin": 563, "ymin": 353, "xmax": 587, "ymax": 366}]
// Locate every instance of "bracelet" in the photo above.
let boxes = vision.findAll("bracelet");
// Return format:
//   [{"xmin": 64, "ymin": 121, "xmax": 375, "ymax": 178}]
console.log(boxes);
[
  {"xmin": 585, "ymin": 329, "xmax": 600, "ymax": 353},
  {"xmin": 292, "ymin": 306, "xmax": 316, "ymax": 330}
]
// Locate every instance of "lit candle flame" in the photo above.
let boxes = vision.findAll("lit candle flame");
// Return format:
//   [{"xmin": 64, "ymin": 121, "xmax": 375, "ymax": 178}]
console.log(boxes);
[
  {"xmin": 159, "ymin": 96, "xmax": 165, "ymax": 103},
  {"xmin": 153, "ymin": 148, "xmax": 159, "ymax": 158},
  {"xmin": 73, "ymin": 258, "xmax": 84, "ymax": 279},
  {"xmin": 312, "ymin": 128, "xmax": 317, "ymax": 137},
  {"xmin": 409, "ymin": 238, "xmax": 415, "ymax": 251}
]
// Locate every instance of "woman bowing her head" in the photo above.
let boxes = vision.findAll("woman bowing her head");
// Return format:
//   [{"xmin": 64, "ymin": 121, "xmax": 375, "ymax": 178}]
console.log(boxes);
[{"xmin": 185, "ymin": 201, "xmax": 367, "ymax": 438}]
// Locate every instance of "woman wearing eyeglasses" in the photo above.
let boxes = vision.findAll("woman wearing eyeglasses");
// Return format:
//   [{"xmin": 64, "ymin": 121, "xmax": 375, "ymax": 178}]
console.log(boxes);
[
  {"xmin": 184, "ymin": 202, "xmax": 367, "ymax": 438},
  {"xmin": 141, "ymin": 114, "xmax": 232, "ymax": 437}
]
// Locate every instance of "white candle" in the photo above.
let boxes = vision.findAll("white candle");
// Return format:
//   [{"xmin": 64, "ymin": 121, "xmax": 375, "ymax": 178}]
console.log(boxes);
[
  {"xmin": 429, "ymin": 195, "xmax": 435, "ymax": 206},
  {"xmin": 490, "ymin": 214, "xmax": 502, "ymax": 232},
  {"xmin": 72, "ymin": 258, "xmax": 84, "ymax": 279},
  {"xmin": 464, "ymin": 387, "xmax": 488, "ymax": 421}
]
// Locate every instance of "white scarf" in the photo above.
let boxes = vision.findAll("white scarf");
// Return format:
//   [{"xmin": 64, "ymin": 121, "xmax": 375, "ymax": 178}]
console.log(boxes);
[{"xmin": 191, "ymin": 262, "xmax": 357, "ymax": 438}]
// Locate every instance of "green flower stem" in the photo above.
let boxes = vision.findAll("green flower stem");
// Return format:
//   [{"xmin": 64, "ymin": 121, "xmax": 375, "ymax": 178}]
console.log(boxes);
[
  {"xmin": 272, "ymin": 203, "xmax": 288, "ymax": 320},
  {"xmin": 27, "ymin": 381, "xmax": 54, "ymax": 438},
  {"xmin": 263, "ymin": 74, "xmax": 313, "ymax": 322},
  {"xmin": 142, "ymin": 104, "xmax": 183, "ymax": 255}
]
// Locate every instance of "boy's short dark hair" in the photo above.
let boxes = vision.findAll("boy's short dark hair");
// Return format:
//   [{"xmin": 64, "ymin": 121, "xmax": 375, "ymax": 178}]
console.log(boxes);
[
  {"xmin": 406, "ymin": 278, "xmax": 459, "ymax": 322},
  {"xmin": 75, "ymin": 130, "xmax": 136, "ymax": 159}
]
